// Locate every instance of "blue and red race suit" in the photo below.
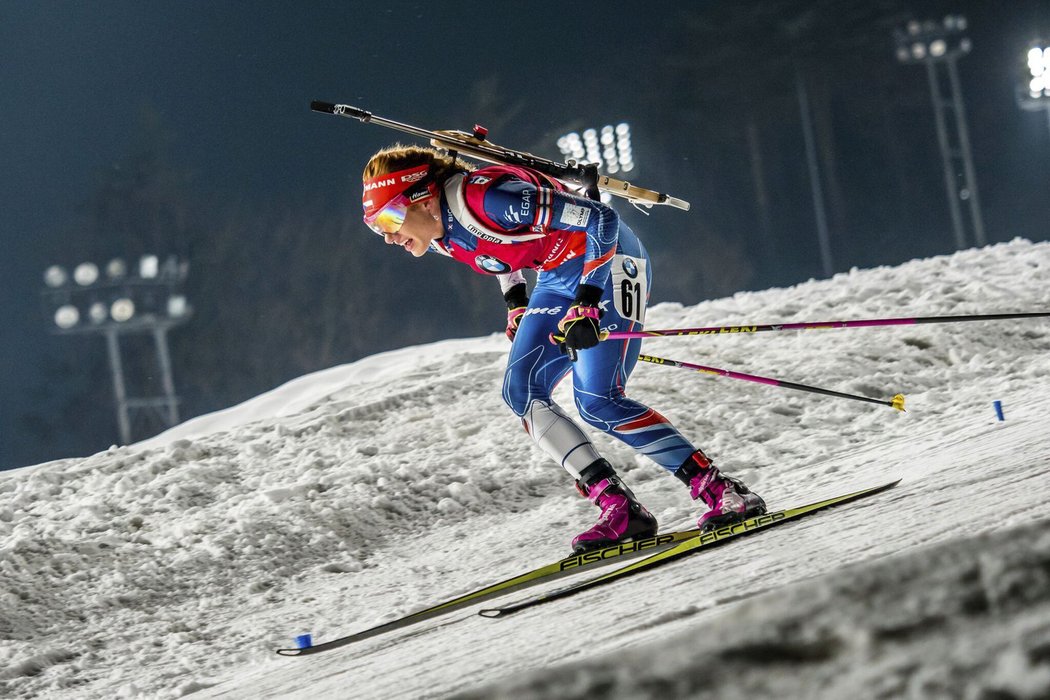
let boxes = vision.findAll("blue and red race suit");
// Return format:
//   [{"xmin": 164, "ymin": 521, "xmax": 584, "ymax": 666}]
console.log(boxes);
[{"xmin": 433, "ymin": 165, "xmax": 698, "ymax": 478}]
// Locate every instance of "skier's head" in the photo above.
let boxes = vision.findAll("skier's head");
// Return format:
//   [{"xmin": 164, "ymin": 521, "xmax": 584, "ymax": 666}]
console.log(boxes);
[{"xmin": 361, "ymin": 145, "xmax": 473, "ymax": 236}]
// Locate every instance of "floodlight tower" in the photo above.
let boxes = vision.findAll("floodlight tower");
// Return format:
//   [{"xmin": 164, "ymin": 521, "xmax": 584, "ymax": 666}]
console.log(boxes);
[
  {"xmin": 894, "ymin": 16, "xmax": 986, "ymax": 250},
  {"xmin": 42, "ymin": 254, "xmax": 192, "ymax": 445},
  {"xmin": 1017, "ymin": 40, "xmax": 1050, "ymax": 143}
]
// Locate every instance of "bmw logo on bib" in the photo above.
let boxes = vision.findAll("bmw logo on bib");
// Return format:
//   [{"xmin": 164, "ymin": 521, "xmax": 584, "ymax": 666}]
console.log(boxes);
[
  {"xmin": 476, "ymin": 255, "xmax": 510, "ymax": 274},
  {"xmin": 622, "ymin": 257, "xmax": 638, "ymax": 278}
]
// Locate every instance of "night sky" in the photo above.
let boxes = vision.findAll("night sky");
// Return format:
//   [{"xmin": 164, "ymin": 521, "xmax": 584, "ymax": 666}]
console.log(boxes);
[{"xmin": 2, "ymin": 0, "xmax": 1048, "ymax": 470}]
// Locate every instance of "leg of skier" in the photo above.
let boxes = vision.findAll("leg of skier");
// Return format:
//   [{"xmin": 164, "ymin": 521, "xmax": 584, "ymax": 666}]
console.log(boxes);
[
  {"xmin": 572, "ymin": 230, "xmax": 766, "ymax": 533},
  {"xmin": 503, "ymin": 287, "xmax": 657, "ymax": 554}
]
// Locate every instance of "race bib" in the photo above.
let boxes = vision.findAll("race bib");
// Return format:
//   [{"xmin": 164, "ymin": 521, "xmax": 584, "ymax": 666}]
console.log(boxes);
[{"xmin": 610, "ymin": 254, "xmax": 648, "ymax": 325}]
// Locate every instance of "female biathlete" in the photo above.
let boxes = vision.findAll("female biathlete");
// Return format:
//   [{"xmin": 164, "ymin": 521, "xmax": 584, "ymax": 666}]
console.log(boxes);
[{"xmin": 362, "ymin": 145, "xmax": 765, "ymax": 553}]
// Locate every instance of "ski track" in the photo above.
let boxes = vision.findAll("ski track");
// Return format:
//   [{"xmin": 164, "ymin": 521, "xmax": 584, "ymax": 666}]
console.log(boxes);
[{"xmin": 2, "ymin": 239, "xmax": 1050, "ymax": 699}]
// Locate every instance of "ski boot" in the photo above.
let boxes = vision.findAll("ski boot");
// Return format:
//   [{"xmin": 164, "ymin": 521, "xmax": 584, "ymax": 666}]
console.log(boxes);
[
  {"xmin": 571, "ymin": 458, "xmax": 658, "ymax": 554},
  {"xmin": 675, "ymin": 449, "xmax": 766, "ymax": 532}
]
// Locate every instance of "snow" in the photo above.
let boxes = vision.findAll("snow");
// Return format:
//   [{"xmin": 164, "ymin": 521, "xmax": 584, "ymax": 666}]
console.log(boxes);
[{"xmin": 3, "ymin": 238, "xmax": 1050, "ymax": 699}]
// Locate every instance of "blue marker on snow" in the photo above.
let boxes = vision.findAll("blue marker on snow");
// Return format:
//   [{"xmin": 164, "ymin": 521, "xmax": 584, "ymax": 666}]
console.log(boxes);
[
  {"xmin": 295, "ymin": 634, "xmax": 313, "ymax": 649},
  {"xmin": 993, "ymin": 400, "xmax": 1005, "ymax": 421}
]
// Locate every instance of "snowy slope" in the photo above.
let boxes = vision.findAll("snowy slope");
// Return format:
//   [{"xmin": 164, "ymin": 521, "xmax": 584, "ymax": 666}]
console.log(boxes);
[{"xmin": 2, "ymin": 239, "xmax": 1050, "ymax": 699}]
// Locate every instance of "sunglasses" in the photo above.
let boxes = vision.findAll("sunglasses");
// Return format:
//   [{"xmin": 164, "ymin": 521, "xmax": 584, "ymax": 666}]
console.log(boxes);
[{"xmin": 363, "ymin": 193, "xmax": 410, "ymax": 236}]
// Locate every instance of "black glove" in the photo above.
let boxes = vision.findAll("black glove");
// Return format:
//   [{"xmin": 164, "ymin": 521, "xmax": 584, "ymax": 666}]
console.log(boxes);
[
  {"xmin": 504, "ymin": 283, "xmax": 529, "ymax": 341},
  {"xmin": 556, "ymin": 284, "xmax": 604, "ymax": 361}
]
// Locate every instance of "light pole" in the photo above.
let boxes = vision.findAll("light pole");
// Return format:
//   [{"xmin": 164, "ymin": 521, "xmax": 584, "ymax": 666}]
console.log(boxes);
[
  {"xmin": 894, "ymin": 16, "xmax": 987, "ymax": 250},
  {"xmin": 1017, "ymin": 40, "xmax": 1050, "ymax": 143},
  {"xmin": 42, "ymin": 254, "xmax": 192, "ymax": 445},
  {"xmin": 793, "ymin": 66, "xmax": 834, "ymax": 279}
]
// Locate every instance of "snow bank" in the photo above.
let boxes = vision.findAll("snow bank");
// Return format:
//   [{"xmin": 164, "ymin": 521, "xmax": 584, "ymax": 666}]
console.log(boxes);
[
  {"xmin": 2, "ymin": 239, "xmax": 1049, "ymax": 699},
  {"xmin": 459, "ymin": 507, "xmax": 1050, "ymax": 700}
]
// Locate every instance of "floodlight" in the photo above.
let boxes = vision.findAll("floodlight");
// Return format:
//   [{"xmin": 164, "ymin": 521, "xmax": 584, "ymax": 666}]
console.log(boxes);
[
  {"xmin": 1019, "ymin": 41, "xmax": 1050, "ymax": 106},
  {"xmin": 139, "ymin": 255, "xmax": 159, "ymax": 279},
  {"xmin": 74, "ymin": 262, "xmax": 99, "ymax": 286},
  {"xmin": 106, "ymin": 258, "xmax": 127, "ymax": 279},
  {"xmin": 167, "ymin": 295, "xmax": 188, "ymax": 318},
  {"xmin": 89, "ymin": 302, "xmax": 108, "ymax": 324},
  {"xmin": 55, "ymin": 305, "xmax": 79, "ymax": 329},
  {"xmin": 558, "ymin": 122, "xmax": 635, "ymax": 170},
  {"xmin": 893, "ymin": 14, "xmax": 985, "ymax": 249},
  {"xmin": 44, "ymin": 265, "xmax": 68, "ymax": 288},
  {"xmin": 1033, "ymin": 77, "xmax": 1046, "ymax": 93},
  {"xmin": 111, "ymin": 298, "xmax": 135, "ymax": 322},
  {"xmin": 42, "ymin": 251, "xmax": 191, "ymax": 446}
]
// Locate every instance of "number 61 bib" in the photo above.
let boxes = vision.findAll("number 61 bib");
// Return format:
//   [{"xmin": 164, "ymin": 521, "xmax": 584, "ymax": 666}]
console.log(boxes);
[{"xmin": 610, "ymin": 254, "xmax": 648, "ymax": 325}]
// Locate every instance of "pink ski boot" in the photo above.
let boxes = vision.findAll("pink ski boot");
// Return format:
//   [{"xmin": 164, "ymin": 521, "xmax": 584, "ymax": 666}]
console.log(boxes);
[
  {"xmin": 571, "ymin": 459, "xmax": 658, "ymax": 554},
  {"xmin": 675, "ymin": 450, "xmax": 766, "ymax": 532}
]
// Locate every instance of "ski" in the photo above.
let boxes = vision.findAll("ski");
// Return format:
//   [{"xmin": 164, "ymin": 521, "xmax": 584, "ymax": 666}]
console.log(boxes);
[
  {"xmin": 478, "ymin": 479, "xmax": 900, "ymax": 618},
  {"xmin": 275, "ymin": 526, "xmax": 702, "ymax": 656}
]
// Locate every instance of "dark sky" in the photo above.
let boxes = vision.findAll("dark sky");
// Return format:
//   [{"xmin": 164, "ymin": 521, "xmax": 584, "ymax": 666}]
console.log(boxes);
[{"xmin": 2, "ymin": 0, "xmax": 1049, "ymax": 470}]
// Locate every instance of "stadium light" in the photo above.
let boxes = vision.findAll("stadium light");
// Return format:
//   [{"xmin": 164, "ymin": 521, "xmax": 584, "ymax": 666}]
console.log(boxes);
[
  {"xmin": 44, "ymin": 265, "xmax": 68, "ymax": 288},
  {"xmin": 167, "ymin": 295, "xmax": 188, "ymax": 318},
  {"xmin": 74, "ymin": 262, "xmax": 99, "ymax": 286},
  {"xmin": 557, "ymin": 122, "xmax": 634, "ymax": 174},
  {"xmin": 139, "ymin": 254, "xmax": 159, "ymax": 279},
  {"xmin": 106, "ymin": 258, "xmax": 127, "ymax": 280},
  {"xmin": 55, "ymin": 305, "xmax": 79, "ymax": 330},
  {"xmin": 1017, "ymin": 40, "xmax": 1050, "ymax": 144},
  {"xmin": 893, "ymin": 15, "xmax": 986, "ymax": 250},
  {"xmin": 41, "ymin": 253, "xmax": 192, "ymax": 445},
  {"xmin": 89, "ymin": 302, "xmax": 108, "ymax": 324},
  {"xmin": 111, "ymin": 298, "xmax": 136, "ymax": 323}
]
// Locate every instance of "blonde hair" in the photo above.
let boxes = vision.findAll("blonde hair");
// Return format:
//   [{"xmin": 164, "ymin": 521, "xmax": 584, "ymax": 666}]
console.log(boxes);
[{"xmin": 362, "ymin": 144, "xmax": 476, "ymax": 183}]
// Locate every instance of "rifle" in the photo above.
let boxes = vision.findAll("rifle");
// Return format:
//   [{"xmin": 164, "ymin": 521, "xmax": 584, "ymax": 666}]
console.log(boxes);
[{"xmin": 310, "ymin": 101, "xmax": 690, "ymax": 211}]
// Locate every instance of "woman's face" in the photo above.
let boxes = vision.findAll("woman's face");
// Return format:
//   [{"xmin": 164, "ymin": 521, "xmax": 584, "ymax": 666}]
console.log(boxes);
[{"xmin": 382, "ymin": 199, "xmax": 443, "ymax": 257}]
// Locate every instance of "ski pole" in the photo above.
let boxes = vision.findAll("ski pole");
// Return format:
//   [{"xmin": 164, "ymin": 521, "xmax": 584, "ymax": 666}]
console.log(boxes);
[
  {"xmin": 600, "ymin": 311, "xmax": 1050, "ymax": 341},
  {"xmin": 637, "ymin": 354, "xmax": 907, "ymax": 411}
]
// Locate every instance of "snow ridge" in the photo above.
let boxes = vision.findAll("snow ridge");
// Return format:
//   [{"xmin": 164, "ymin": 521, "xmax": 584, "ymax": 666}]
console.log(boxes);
[{"xmin": 2, "ymin": 239, "xmax": 1050, "ymax": 699}]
